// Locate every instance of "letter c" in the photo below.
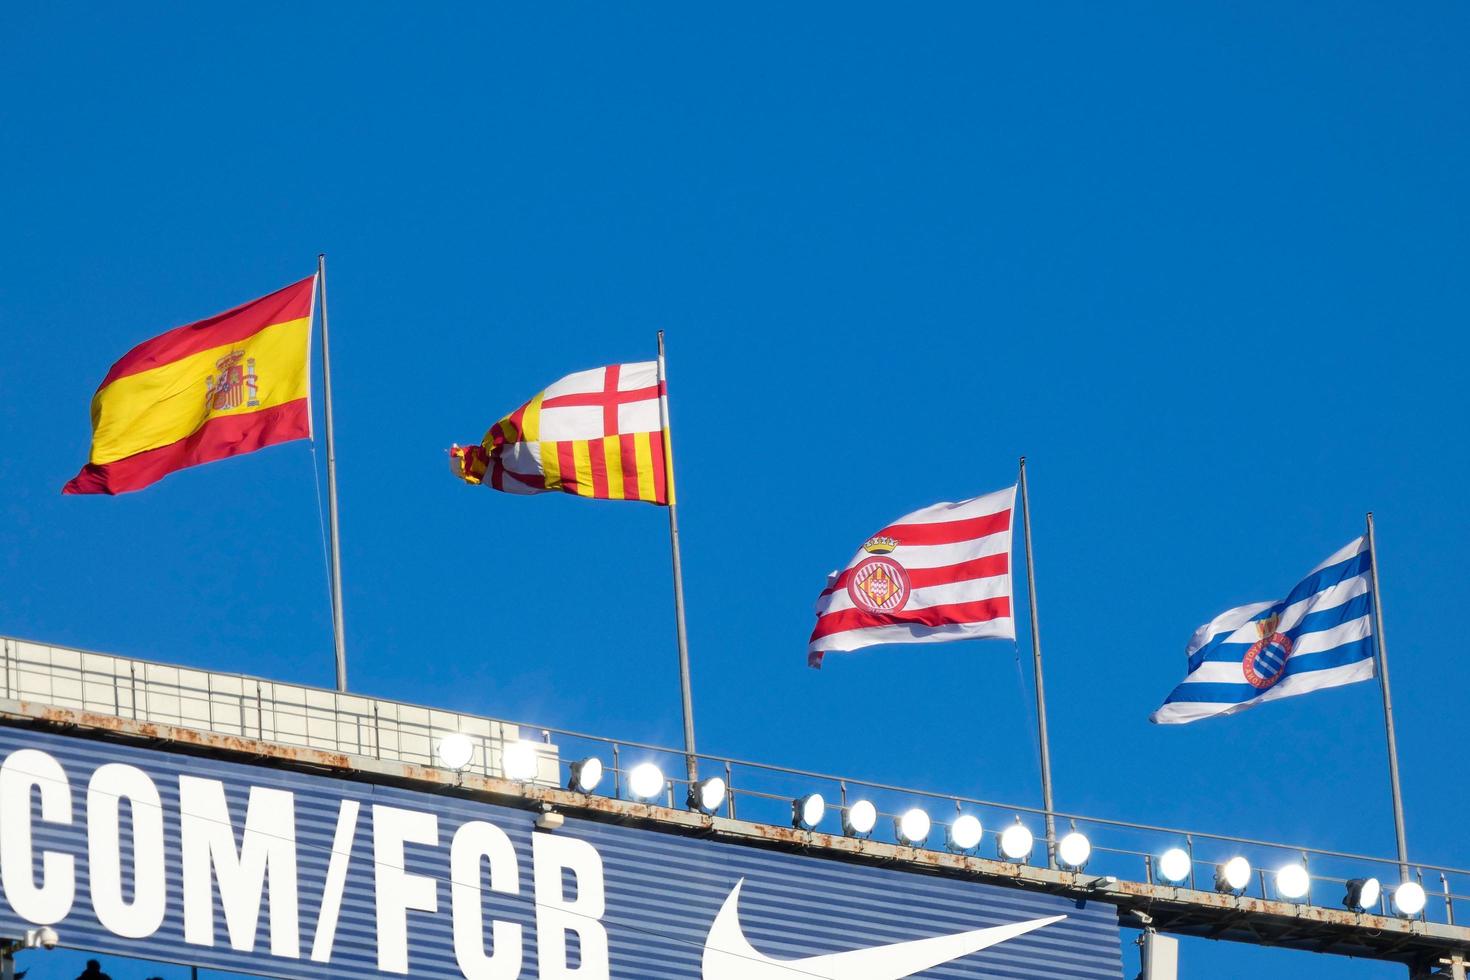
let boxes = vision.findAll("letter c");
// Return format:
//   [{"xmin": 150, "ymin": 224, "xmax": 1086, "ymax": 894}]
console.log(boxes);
[{"xmin": 0, "ymin": 749, "xmax": 75, "ymax": 924}]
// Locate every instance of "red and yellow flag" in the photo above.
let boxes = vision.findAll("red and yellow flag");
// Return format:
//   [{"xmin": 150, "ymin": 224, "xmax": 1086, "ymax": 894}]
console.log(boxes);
[
  {"xmin": 450, "ymin": 361, "xmax": 673, "ymax": 504},
  {"xmin": 63, "ymin": 277, "xmax": 315, "ymax": 495}
]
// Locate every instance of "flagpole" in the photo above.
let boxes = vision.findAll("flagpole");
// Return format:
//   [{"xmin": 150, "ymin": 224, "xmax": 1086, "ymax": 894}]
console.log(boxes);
[
  {"xmin": 318, "ymin": 254, "xmax": 348, "ymax": 692},
  {"xmin": 1365, "ymin": 512, "xmax": 1409, "ymax": 879},
  {"xmin": 657, "ymin": 331, "xmax": 699, "ymax": 784},
  {"xmin": 1018, "ymin": 457, "xmax": 1057, "ymax": 867}
]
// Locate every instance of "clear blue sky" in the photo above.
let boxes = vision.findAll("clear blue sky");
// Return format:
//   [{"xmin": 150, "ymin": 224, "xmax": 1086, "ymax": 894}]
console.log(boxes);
[{"xmin": 3, "ymin": 3, "xmax": 1467, "ymax": 977}]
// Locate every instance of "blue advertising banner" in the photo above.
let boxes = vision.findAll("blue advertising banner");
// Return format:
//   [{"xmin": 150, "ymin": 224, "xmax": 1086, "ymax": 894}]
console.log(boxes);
[{"xmin": 0, "ymin": 725, "xmax": 1123, "ymax": 978}]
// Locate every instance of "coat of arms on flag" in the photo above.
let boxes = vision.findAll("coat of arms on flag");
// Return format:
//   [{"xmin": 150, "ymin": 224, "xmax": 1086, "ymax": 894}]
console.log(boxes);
[
  {"xmin": 1151, "ymin": 536, "xmax": 1377, "ymax": 724},
  {"xmin": 63, "ymin": 276, "xmax": 315, "ymax": 495},
  {"xmin": 451, "ymin": 360, "xmax": 672, "ymax": 504},
  {"xmin": 808, "ymin": 485, "xmax": 1017, "ymax": 668}
]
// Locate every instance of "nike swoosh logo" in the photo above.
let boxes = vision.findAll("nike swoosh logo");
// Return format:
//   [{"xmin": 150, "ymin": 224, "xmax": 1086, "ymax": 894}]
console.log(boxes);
[{"xmin": 702, "ymin": 878, "xmax": 1066, "ymax": 979}]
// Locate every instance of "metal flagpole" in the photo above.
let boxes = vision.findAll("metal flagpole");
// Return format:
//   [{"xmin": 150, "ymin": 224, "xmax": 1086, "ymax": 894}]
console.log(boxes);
[
  {"xmin": 318, "ymin": 254, "xmax": 349, "ymax": 692},
  {"xmin": 1018, "ymin": 457, "xmax": 1057, "ymax": 867},
  {"xmin": 1365, "ymin": 511, "xmax": 1409, "ymax": 879},
  {"xmin": 657, "ymin": 331, "xmax": 699, "ymax": 784}
]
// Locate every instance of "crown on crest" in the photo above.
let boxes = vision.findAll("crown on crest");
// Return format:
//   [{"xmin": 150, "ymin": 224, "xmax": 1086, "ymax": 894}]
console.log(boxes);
[
  {"xmin": 862, "ymin": 535, "xmax": 898, "ymax": 555},
  {"xmin": 1255, "ymin": 613, "xmax": 1281, "ymax": 639},
  {"xmin": 214, "ymin": 349, "xmax": 246, "ymax": 370}
]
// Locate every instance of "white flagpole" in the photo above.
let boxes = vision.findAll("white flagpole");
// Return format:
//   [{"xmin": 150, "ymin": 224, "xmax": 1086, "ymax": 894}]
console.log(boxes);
[
  {"xmin": 1018, "ymin": 457, "xmax": 1057, "ymax": 867},
  {"xmin": 318, "ymin": 254, "xmax": 348, "ymax": 692},
  {"xmin": 657, "ymin": 331, "xmax": 698, "ymax": 784},
  {"xmin": 1365, "ymin": 512, "xmax": 1409, "ymax": 878}
]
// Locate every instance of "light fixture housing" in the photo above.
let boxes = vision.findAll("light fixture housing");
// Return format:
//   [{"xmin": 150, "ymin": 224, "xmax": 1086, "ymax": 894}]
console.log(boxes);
[
  {"xmin": 793, "ymin": 793, "xmax": 826, "ymax": 830},
  {"xmin": 1344, "ymin": 877, "xmax": 1382, "ymax": 912},
  {"xmin": 1058, "ymin": 831, "xmax": 1092, "ymax": 870},
  {"xmin": 842, "ymin": 800, "xmax": 877, "ymax": 837},
  {"xmin": 1275, "ymin": 863, "xmax": 1310, "ymax": 901},
  {"xmin": 502, "ymin": 741, "xmax": 539, "ymax": 782},
  {"xmin": 1393, "ymin": 880, "xmax": 1427, "ymax": 917},
  {"xmin": 999, "ymin": 821, "xmax": 1034, "ymax": 861},
  {"xmin": 1157, "ymin": 847, "xmax": 1192, "ymax": 884},
  {"xmin": 1216, "ymin": 856, "xmax": 1252, "ymax": 893},
  {"xmin": 947, "ymin": 814, "xmax": 983, "ymax": 851},
  {"xmin": 436, "ymin": 733, "xmax": 474, "ymax": 771},
  {"xmin": 567, "ymin": 757, "xmax": 604, "ymax": 793},
  {"xmin": 627, "ymin": 762, "xmax": 666, "ymax": 801},
  {"xmin": 689, "ymin": 777, "xmax": 727, "ymax": 814},
  {"xmin": 896, "ymin": 808, "xmax": 932, "ymax": 845}
]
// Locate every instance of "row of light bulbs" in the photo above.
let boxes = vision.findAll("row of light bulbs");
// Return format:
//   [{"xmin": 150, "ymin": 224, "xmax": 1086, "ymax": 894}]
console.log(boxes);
[
  {"xmin": 788, "ymin": 790, "xmax": 1096, "ymax": 866},
  {"xmin": 442, "ymin": 741, "xmax": 1086, "ymax": 862},
  {"xmin": 438, "ymin": 736, "xmax": 1427, "ymax": 918},
  {"xmin": 438, "ymin": 733, "xmax": 546, "ymax": 781},
  {"xmin": 1170, "ymin": 850, "xmax": 1425, "ymax": 917},
  {"xmin": 612, "ymin": 761, "xmax": 1077, "ymax": 862}
]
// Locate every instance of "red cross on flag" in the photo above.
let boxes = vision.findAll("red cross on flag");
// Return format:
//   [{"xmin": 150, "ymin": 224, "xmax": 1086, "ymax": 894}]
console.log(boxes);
[
  {"xmin": 808, "ymin": 485, "xmax": 1017, "ymax": 667},
  {"xmin": 451, "ymin": 360, "xmax": 674, "ymax": 504}
]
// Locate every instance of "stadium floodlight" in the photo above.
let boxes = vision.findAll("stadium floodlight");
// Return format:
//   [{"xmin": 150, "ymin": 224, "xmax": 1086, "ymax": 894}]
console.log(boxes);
[
  {"xmin": 689, "ymin": 777, "xmax": 727, "ymax": 814},
  {"xmin": 1343, "ymin": 877, "xmax": 1382, "ymax": 912},
  {"xmin": 436, "ymin": 733, "xmax": 474, "ymax": 771},
  {"xmin": 947, "ymin": 814, "xmax": 983, "ymax": 852},
  {"xmin": 1392, "ymin": 880, "xmax": 1427, "ymax": 917},
  {"xmin": 628, "ymin": 762, "xmax": 666, "ymax": 802},
  {"xmin": 1216, "ymin": 856, "xmax": 1252, "ymax": 894},
  {"xmin": 502, "ymin": 741, "xmax": 539, "ymax": 782},
  {"xmin": 896, "ymin": 808, "xmax": 932, "ymax": 845},
  {"xmin": 793, "ymin": 793, "xmax": 826, "ymax": 830},
  {"xmin": 1158, "ymin": 847, "xmax": 1192, "ymax": 884},
  {"xmin": 1275, "ymin": 863, "xmax": 1310, "ymax": 901},
  {"xmin": 1058, "ymin": 831, "xmax": 1092, "ymax": 870},
  {"xmin": 842, "ymin": 799, "xmax": 878, "ymax": 837},
  {"xmin": 999, "ymin": 821, "xmax": 1034, "ymax": 861},
  {"xmin": 567, "ymin": 757, "xmax": 604, "ymax": 793}
]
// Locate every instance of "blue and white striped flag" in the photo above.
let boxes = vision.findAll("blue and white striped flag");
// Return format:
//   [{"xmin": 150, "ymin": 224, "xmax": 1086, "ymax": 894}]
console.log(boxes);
[{"xmin": 1151, "ymin": 537, "xmax": 1377, "ymax": 724}]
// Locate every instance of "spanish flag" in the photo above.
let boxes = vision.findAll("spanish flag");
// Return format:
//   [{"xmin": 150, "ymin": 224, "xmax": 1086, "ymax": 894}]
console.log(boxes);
[
  {"xmin": 450, "ymin": 361, "xmax": 672, "ymax": 504},
  {"xmin": 63, "ymin": 277, "xmax": 315, "ymax": 495}
]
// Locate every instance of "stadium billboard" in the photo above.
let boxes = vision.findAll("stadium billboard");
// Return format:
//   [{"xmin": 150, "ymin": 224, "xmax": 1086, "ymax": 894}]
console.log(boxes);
[{"xmin": 0, "ymin": 725, "xmax": 1123, "ymax": 978}]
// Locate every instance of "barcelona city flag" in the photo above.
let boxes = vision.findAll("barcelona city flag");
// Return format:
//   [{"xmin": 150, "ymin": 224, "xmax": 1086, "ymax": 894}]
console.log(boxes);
[
  {"xmin": 450, "ymin": 361, "xmax": 672, "ymax": 504},
  {"xmin": 63, "ymin": 277, "xmax": 315, "ymax": 495}
]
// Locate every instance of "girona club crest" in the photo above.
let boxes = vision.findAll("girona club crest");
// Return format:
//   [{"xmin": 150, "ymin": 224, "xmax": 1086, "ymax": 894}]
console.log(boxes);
[
  {"xmin": 1242, "ymin": 613, "xmax": 1293, "ymax": 690},
  {"xmin": 847, "ymin": 536, "xmax": 911, "ymax": 614},
  {"xmin": 205, "ymin": 350, "xmax": 260, "ymax": 412}
]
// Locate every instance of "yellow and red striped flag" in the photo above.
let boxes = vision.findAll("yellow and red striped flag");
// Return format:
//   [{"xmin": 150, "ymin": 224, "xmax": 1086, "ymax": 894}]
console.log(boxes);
[
  {"xmin": 450, "ymin": 361, "xmax": 673, "ymax": 504},
  {"xmin": 63, "ymin": 277, "xmax": 315, "ymax": 495}
]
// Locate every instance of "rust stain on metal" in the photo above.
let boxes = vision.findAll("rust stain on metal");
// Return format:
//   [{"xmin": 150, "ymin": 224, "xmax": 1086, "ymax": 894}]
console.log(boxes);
[{"xmin": 28, "ymin": 702, "xmax": 362, "ymax": 768}]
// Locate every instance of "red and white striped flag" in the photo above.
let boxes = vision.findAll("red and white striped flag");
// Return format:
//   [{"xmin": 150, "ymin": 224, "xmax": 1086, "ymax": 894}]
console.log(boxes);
[{"xmin": 807, "ymin": 486, "xmax": 1017, "ymax": 668}]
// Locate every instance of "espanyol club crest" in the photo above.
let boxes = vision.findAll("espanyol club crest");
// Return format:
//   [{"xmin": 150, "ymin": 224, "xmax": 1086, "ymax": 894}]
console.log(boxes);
[
  {"xmin": 1242, "ymin": 613, "xmax": 1293, "ymax": 690},
  {"xmin": 847, "ymin": 535, "xmax": 911, "ymax": 614}
]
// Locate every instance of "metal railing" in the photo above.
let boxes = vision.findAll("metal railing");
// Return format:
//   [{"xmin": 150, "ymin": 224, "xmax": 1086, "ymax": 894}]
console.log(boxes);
[
  {"xmin": 3, "ymin": 635, "xmax": 1465, "ymax": 926},
  {"xmin": 493, "ymin": 724, "xmax": 1470, "ymax": 925},
  {"xmin": 0, "ymin": 636, "xmax": 559, "ymax": 785}
]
